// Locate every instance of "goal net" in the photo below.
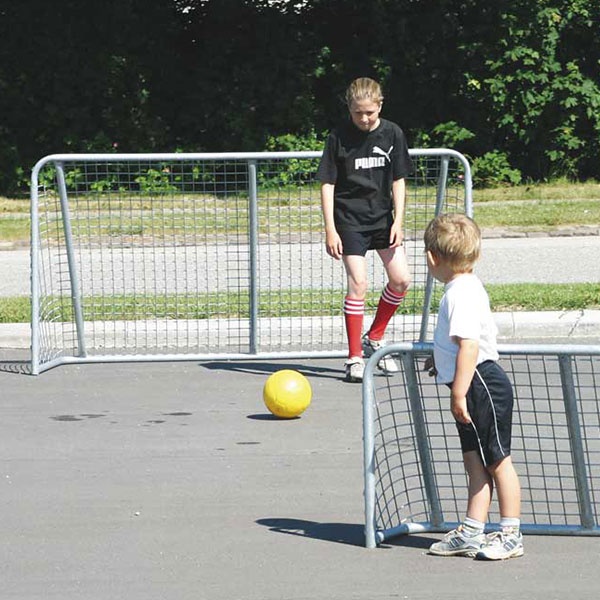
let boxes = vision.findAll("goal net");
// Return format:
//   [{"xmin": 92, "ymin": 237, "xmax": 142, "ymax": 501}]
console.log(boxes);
[
  {"xmin": 363, "ymin": 342, "xmax": 600, "ymax": 547},
  {"xmin": 30, "ymin": 150, "xmax": 472, "ymax": 373}
]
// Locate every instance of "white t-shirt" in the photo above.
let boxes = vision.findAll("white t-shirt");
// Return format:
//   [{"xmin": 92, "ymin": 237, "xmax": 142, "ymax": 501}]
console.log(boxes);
[{"xmin": 433, "ymin": 273, "xmax": 499, "ymax": 384}]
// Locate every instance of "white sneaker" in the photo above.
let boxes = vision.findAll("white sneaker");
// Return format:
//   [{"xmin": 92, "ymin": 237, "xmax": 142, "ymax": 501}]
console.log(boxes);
[
  {"xmin": 428, "ymin": 525, "xmax": 486, "ymax": 557},
  {"xmin": 344, "ymin": 356, "xmax": 365, "ymax": 383},
  {"xmin": 362, "ymin": 334, "xmax": 399, "ymax": 374},
  {"xmin": 475, "ymin": 529, "xmax": 524, "ymax": 561}
]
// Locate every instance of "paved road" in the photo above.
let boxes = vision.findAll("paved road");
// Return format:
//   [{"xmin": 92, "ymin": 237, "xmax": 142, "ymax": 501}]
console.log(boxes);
[
  {"xmin": 476, "ymin": 235, "xmax": 600, "ymax": 284},
  {"xmin": 1, "ymin": 235, "xmax": 600, "ymax": 297},
  {"xmin": 0, "ymin": 353, "xmax": 598, "ymax": 600}
]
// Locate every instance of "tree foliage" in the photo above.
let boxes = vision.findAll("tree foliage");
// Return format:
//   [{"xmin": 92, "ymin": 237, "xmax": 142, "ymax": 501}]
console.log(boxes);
[
  {"xmin": 462, "ymin": 0, "xmax": 600, "ymax": 180},
  {"xmin": 0, "ymin": 0, "xmax": 598, "ymax": 194}
]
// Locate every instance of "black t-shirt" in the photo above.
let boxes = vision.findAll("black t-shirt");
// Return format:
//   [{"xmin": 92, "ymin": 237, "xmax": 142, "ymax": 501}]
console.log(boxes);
[{"xmin": 316, "ymin": 118, "xmax": 412, "ymax": 232}]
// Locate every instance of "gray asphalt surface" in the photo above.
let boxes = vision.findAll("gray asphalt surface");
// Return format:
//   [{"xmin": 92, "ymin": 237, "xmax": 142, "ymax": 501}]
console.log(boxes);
[
  {"xmin": 1, "ymin": 235, "xmax": 600, "ymax": 297},
  {"xmin": 1, "ymin": 352, "xmax": 599, "ymax": 600}
]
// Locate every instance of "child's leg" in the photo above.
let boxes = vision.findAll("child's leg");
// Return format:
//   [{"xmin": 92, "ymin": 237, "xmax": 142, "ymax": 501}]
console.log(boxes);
[
  {"xmin": 428, "ymin": 450, "xmax": 490, "ymax": 557},
  {"xmin": 463, "ymin": 450, "xmax": 493, "ymax": 523},
  {"xmin": 487, "ymin": 455, "xmax": 521, "ymax": 520},
  {"xmin": 342, "ymin": 255, "xmax": 368, "ymax": 357},
  {"xmin": 476, "ymin": 455, "xmax": 524, "ymax": 560},
  {"xmin": 368, "ymin": 246, "xmax": 410, "ymax": 340}
]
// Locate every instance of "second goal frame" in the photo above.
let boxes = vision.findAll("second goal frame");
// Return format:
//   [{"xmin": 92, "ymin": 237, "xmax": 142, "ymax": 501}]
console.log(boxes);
[{"xmin": 363, "ymin": 342, "xmax": 600, "ymax": 548}]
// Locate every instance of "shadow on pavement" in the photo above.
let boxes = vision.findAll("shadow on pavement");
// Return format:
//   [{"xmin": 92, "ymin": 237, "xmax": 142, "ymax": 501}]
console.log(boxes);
[
  {"xmin": 256, "ymin": 517, "xmax": 365, "ymax": 547},
  {"xmin": 0, "ymin": 359, "xmax": 31, "ymax": 375},
  {"xmin": 201, "ymin": 360, "xmax": 344, "ymax": 380},
  {"xmin": 256, "ymin": 518, "xmax": 437, "ymax": 551}
]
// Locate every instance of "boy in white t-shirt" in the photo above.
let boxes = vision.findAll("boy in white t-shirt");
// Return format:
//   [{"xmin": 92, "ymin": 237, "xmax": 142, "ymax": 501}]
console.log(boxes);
[{"xmin": 423, "ymin": 213, "xmax": 523, "ymax": 561}]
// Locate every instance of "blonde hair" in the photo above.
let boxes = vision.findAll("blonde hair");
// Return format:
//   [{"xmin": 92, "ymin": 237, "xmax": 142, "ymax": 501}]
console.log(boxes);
[
  {"xmin": 345, "ymin": 77, "xmax": 383, "ymax": 108},
  {"xmin": 423, "ymin": 213, "xmax": 481, "ymax": 272}
]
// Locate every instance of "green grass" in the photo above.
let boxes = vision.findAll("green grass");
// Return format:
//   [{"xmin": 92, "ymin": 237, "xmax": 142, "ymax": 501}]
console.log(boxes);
[
  {"xmin": 0, "ymin": 297, "xmax": 30, "ymax": 323},
  {"xmin": 473, "ymin": 178, "xmax": 600, "ymax": 202},
  {"xmin": 2, "ymin": 283, "xmax": 598, "ymax": 324},
  {"xmin": 2, "ymin": 179, "xmax": 599, "ymax": 241},
  {"xmin": 488, "ymin": 283, "xmax": 600, "ymax": 312},
  {"xmin": 473, "ymin": 198, "xmax": 600, "ymax": 228}
]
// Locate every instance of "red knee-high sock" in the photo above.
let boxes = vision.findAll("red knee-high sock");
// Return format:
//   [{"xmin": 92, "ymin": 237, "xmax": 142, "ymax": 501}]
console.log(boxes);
[
  {"xmin": 343, "ymin": 296, "xmax": 364, "ymax": 358},
  {"xmin": 368, "ymin": 284, "xmax": 407, "ymax": 341}
]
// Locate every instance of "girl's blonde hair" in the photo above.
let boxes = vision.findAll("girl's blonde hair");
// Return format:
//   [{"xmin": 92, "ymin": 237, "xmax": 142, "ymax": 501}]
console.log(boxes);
[
  {"xmin": 423, "ymin": 213, "xmax": 481, "ymax": 272},
  {"xmin": 345, "ymin": 77, "xmax": 383, "ymax": 107}
]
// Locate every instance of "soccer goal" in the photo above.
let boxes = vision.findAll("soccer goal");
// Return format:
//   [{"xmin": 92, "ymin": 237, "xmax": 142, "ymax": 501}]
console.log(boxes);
[
  {"xmin": 363, "ymin": 342, "xmax": 600, "ymax": 548},
  {"xmin": 30, "ymin": 150, "xmax": 471, "ymax": 374}
]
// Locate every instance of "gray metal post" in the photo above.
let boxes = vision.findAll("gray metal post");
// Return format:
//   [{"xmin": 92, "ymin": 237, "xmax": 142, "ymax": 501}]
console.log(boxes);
[
  {"xmin": 247, "ymin": 160, "xmax": 259, "ymax": 354},
  {"xmin": 362, "ymin": 361, "xmax": 378, "ymax": 548},
  {"xmin": 402, "ymin": 352, "xmax": 444, "ymax": 527},
  {"xmin": 30, "ymin": 166, "xmax": 41, "ymax": 374},
  {"xmin": 558, "ymin": 354, "xmax": 595, "ymax": 530},
  {"xmin": 56, "ymin": 162, "xmax": 87, "ymax": 358},
  {"xmin": 418, "ymin": 155, "xmax": 450, "ymax": 342}
]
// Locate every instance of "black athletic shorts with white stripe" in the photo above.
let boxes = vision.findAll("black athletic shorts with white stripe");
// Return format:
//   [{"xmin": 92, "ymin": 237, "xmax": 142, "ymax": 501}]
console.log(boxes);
[{"xmin": 455, "ymin": 360, "xmax": 514, "ymax": 467}]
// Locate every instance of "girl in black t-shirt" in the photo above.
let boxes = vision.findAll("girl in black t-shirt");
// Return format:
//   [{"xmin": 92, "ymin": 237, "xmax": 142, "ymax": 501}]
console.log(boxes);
[{"xmin": 317, "ymin": 77, "xmax": 412, "ymax": 382}]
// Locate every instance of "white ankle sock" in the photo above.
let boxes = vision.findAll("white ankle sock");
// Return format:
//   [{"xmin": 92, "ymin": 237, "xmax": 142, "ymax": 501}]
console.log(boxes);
[
  {"xmin": 463, "ymin": 517, "xmax": 485, "ymax": 535},
  {"xmin": 500, "ymin": 517, "xmax": 520, "ymax": 532}
]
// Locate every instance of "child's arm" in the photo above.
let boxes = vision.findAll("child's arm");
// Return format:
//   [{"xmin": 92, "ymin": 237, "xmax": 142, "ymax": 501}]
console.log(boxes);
[
  {"xmin": 321, "ymin": 183, "xmax": 343, "ymax": 259},
  {"xmin": 451, "ymin": 337, "xmax": 479, "ymax": 424},
  {"xmin": 389, "ymin": 178, "xmax": 406, "ymax": 247}
]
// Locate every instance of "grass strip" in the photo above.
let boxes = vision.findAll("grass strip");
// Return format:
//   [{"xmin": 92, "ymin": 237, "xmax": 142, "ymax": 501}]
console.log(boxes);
[{"xmin": 3, "ymin": 283, "xmax": 598, "ymax": 324}]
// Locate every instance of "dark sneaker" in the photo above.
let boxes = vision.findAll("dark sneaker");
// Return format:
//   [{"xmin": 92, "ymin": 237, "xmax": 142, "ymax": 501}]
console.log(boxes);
[
  {"xmin": 475, "ymin": 529, "xmax": 524, "ymax": 561},
  {"xmin": 361, "ymin": 334, "xmax": 399, "ymax": 374},
  {"xmin": 344, "ymin": 356, "xmax": 365, "ymax": 383},
  {"xmin": 428, "ymin": 525, "xmax": 485, "ymax": 557}
]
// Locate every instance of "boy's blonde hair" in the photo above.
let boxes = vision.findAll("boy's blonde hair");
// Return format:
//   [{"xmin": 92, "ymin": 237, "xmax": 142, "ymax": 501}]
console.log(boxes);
[
  {"xmin": 423, "ymin": 213, "xmax": 481, "ymax": 272},
  {"xmin": 345, "ymin": 77, "xmax": 383, "ymax": 107}
]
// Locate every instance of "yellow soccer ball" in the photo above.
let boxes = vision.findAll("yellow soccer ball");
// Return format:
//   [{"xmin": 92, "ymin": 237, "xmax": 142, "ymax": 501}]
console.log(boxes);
[{"xmin": 263, "ymin": 370, "xmax": 312, "ymax": 418}]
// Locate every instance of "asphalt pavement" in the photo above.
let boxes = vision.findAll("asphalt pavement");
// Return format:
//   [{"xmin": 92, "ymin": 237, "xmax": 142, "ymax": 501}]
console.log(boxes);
[
  {"xmin": 2, "ymin": 233, "xmax": 600, "ymax": 298},
  {"xmin": 1, "ymin": 353, "xmax": 599, "ymax": 600}
]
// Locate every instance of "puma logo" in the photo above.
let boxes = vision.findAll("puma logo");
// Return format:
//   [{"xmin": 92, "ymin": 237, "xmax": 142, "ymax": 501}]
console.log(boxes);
[
  {"xmin": 373, "ymin": 145, "xmax": 393, "ymax": 162},
  {"xmin": 354, "ymin": 145, "xmax": 394, "ymax": 170}
]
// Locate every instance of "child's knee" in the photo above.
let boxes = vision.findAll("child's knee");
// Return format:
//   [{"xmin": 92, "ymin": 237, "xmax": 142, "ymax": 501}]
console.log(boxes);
[
  {"xmin": 388, "ymin": 278, "xmax": 411, "ymax": 293},
  {"xmin": 347, "ymin": 278, "xmax": 368, "ymax": 298}
]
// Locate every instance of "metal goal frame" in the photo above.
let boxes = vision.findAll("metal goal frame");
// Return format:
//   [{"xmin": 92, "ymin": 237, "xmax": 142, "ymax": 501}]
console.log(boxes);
[
  {"xmin": 363, "ymin": 342, "xmax": 600, "ymax": 548},
  {"xmin": 30, "ymin": 150, "xmax": 472, "ymax": 374}
]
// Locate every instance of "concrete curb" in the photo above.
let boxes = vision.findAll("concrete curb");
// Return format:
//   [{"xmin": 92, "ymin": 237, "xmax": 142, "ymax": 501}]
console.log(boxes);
[
  {"xmin": 2, "ymin": 310, "xmax": 599, "ymax": 351},
  {"xmin": 494, "ymin": 309, "xmax": 600, "ymax": 340}
]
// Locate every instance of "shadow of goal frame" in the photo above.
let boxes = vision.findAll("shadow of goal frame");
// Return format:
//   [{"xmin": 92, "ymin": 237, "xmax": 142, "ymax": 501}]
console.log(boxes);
[
  {"xmin": 30, "ymin": 149, "xmax": 471, "ymax": 374},
  {"xmin": 363, "ymin": 342, "xmax": 600, "ymax": 548}
]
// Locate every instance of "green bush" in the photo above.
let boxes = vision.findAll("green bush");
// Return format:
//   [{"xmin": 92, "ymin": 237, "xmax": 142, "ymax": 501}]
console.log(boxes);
[
  {"xmin": 472, "ymin": 151, "xmax": 522, "ymax": 188},
  {"xmin": 414, "ymin": 121, "xmax": 476, "ymax": 149},
  {"xmin": 260, "ymin": 130, "xmax": 325, "ymax": 188}
]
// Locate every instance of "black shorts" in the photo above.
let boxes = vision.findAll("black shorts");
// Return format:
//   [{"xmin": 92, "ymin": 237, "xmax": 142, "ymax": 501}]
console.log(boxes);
[
  {"xmin": 455, "ymin": 360, "xmax": 514, "ymax": 467},
  {"xmin": 339, "ymin": 227, "xmax": 393, "ymax": 256}
]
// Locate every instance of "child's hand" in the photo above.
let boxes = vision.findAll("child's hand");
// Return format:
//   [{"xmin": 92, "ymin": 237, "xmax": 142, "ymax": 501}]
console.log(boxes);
[
  {"xmin": 325, "ymin": 230, "xmax": 343, "ymax": 260},
  {"xmin": 389, "ymin": 221, "xmax": 404, "ymax": 248},
  {"xmin": 451, "ymin": 396, "xmax": 471, "ymax": 424},
  {"xmin": 423, "ymin": 355, "xmax": 437, "ymax": 377}
]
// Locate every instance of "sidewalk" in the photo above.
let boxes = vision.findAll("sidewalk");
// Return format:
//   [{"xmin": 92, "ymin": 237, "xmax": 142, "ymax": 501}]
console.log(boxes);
[{"xmin": 2, "ymin": 309, "xmax": 600, "ymax": 351}]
